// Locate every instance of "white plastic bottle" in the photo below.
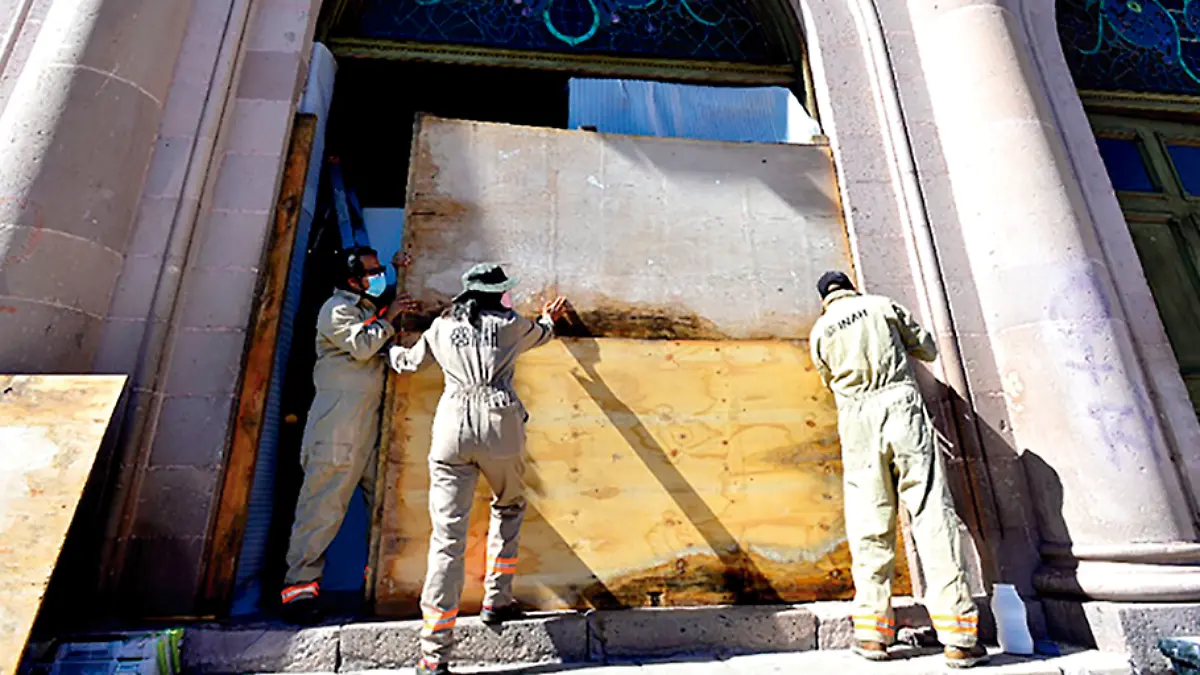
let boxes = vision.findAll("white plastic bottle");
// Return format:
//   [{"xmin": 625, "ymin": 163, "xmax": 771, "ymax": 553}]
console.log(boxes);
[{"xmin": 991, "ymin": 583, "xmax": 1034, "ymax": 655}]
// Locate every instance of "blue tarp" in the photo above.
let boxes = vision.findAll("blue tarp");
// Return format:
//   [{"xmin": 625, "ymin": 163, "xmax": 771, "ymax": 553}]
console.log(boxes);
[{"xmin": 567, "ymin": 78, "xmax": 821, "ymax": 144}]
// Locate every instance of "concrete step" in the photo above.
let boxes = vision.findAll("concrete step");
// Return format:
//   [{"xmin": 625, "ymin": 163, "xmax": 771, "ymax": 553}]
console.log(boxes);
[
  {"xmin": 265, "ymin": 649, "xmax": 1133, "ymax": 675},
  {"xmin": 176, "ymin": 601, "xmax": 1129, "ymax": 674}
]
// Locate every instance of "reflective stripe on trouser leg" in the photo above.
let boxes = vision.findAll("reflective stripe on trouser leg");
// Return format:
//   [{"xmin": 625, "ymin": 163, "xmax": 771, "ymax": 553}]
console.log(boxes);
[
  {"xmin": 839, "ymin": 397, "xmax": 899, "ymax": 646},
  {"xmin": 891, "ymin": 386, "xmax": 977, "ymax": 649},
  {"xmin": 281, "ymin": 581, "xmax": 319, "ymax": 605},
  {"xmin": 478, "ymin": 451, "xmax": 527, "ymax": 610},
  {"xmin": 420, "ymin": 460, "xmax": 480, "ymax": 664}
]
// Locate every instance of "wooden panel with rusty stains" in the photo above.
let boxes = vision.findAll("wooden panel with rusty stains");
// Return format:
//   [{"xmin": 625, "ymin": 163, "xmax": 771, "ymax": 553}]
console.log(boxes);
[
  {"xmin": 374, "ymin": 340, "xmax": 909, "ymax": 615},
  {"xmin": 0, "ymin": 375, "xmax": 125, "ymax": 674},
  {"xmin": 400, "ymin": 116, "xmax": 850, "ymax": 340}
]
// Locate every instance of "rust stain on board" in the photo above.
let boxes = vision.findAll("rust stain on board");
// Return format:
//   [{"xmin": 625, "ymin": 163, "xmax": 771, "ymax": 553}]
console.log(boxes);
[
  {"xmin": 374, "ymin": 339, "xmax": 911, "ymax": 617},
  {"xmin": 397, "ymin": 116, "xmax": 852, "ymax": 341}
]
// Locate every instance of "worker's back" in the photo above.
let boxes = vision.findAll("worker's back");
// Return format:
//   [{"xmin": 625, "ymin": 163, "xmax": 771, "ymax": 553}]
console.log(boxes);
[
  {"xmin": 808, "ymin": 289, "xmax": 936, "ymax": 402},
  {"xmin": 391, "ymin": 309, "xmax": 555, "ymax": 414}
]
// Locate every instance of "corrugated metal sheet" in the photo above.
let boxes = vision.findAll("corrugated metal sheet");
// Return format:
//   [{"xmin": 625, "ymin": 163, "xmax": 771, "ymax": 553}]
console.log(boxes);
[
  {"xmin": 229, "ymin": 42, "xmax": 337, "ymax": 616},
  {"xmin": 567, "ymin": 78, "xmax": 820, "ymax": 144}
]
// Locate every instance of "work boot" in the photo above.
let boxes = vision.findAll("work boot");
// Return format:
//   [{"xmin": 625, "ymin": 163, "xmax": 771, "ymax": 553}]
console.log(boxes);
[
  {"xmin": 851, "ymin": 640, "xmax": 890, "ymax": 662},
  {"xmin": 416, "ymin": 658, "xmax": 454, "ymax": 674},
  {"xmin": 944, "ymin": 644, "xmax": 991, "ymax": 669},
  {"xmin": 280, "ymin": 581, "xmax": 322, "ymax": 625},
  {"xmin": 480, "ymin": 603, "xmax": 525, "ymax": 626}
]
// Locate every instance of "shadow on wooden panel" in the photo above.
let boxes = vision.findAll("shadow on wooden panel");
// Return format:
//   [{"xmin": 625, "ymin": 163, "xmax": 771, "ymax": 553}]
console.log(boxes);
[{"xmin": 375, "ymin": 339, "xmax": 910, "ymax": 616}]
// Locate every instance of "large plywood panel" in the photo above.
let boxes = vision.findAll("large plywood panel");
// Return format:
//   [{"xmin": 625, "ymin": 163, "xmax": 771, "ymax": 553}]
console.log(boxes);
[
  {"xmin": 0, "ymin": 375, "xmax": 125, "ymax": 674},
  {"xmin": 402, "ymin": 116, "xmax": 849, "ymax": 340},
  {"xmin": 375, "ymin": 341, "xmax": 909, "ymax": 615}
]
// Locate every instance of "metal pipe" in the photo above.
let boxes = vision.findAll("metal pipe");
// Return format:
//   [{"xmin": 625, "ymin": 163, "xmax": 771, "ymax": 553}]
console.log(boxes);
[
  {"xmin": 842, "ymin": 0, "xmax": 1003, "ymax": 579},
  {"xmin": 100, "ymin": 0, "xmax": 257, "ymax": 600}
]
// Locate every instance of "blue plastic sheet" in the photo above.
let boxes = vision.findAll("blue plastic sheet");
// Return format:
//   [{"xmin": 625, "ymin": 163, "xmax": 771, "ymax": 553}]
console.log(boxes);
[{"xmin": 567, "ymin": 78, "xmax": 820, "ymax": 144}]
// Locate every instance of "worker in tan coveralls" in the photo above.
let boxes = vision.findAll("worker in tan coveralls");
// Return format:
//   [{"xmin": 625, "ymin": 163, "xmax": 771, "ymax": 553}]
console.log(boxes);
[
  {"xmin": 809, "ymin": 271, "xmax": 989, "ymax": 669},
  {"xmin": 388, "ymin": 263, "xmax": 568, "ymax": 675},
  {"xmin": 280, "ymin": 246, "xmax": 419, "ymax": 624}
]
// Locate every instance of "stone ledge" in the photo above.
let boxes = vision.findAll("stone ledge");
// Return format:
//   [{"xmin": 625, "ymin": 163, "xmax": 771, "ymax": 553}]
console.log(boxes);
[
  {"xmin": 181, "ymin": 623, "xmax": 340, "ymax": 673},
  {"xmin": 1043, "ymin": 599, "xmax": 1200, "ymax": 674},
  {"xmin": 340, "ymin": 613, "xmax": 589, "ymax": 669},
  {"xmin": 172, "ymin": 600, "xmax": 1054, "ymax": 673},
  {"xmin": 587, "ymin": 605, "xmax": 817, "ymax": 661}
]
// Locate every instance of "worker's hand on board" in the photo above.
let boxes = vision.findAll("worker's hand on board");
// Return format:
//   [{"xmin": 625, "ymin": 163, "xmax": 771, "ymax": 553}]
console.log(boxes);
[
  {"xmin": 392, "ymin": 250, "xmax": 412, "ymax": 269},
  {"xmin": 542, "ymin": 296, "xmax": 569, "ymax": 323},
  {"xmin": 384, "ymin": 292, "xmax": 421, "ymax": 323}
]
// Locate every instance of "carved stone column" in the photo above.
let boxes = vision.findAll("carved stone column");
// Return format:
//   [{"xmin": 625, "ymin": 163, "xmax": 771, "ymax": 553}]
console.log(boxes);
[
  {"xmin": 907, "ymin": 0, "xmax": 1200, "ymax": 603},
  {"xmin": 0, "ymin": 0, "xmax": 192, "ymax": 372}
]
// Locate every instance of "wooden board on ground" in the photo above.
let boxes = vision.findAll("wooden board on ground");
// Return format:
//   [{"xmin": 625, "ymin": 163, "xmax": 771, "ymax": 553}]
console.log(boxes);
[
  {"xmin": 0, "ymin": 375, "xmax": 125, "ymax": 674},
  {"xmin": 400, "ymin": 116, "xmax": 850, "ymax": 340},
  {"xmin": 374, "ymin": 340, "xmax": 911, "ymax": 615}
]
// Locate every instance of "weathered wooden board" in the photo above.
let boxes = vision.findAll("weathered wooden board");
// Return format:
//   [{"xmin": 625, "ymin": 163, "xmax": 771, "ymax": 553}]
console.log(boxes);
[
  {"xmin": 203, "ymin": 114, "xmax": 316, "ymax": 613},
  {"xmin": 401, "ymin": 116, "xmax": 850, "ymax": 340},
  {"xmin": 374, "ymin": 341, "xmax": 910, "ymax": 615},
  {"xmin": 0, "ymin": 375, "xmax": 125, "ymax": 674}
]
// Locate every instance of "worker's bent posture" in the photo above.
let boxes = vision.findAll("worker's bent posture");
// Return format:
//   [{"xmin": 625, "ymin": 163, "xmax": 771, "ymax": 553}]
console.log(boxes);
[
  {"xmin": 281, "ymin": 247, "xmax": 418, "ymax": 624},
  {"xmin": 389, "ymin": 263, "xmax": 568, "ymax": 675},
  {"xmin": 809, "ymin": 271, "xmax": 988, "ymax": 670}
]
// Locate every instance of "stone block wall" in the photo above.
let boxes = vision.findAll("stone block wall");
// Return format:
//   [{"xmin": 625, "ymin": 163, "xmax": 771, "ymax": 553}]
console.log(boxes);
[{"xmin": 92, "ymin": 0, "xmax": 320, "ymax": 617}]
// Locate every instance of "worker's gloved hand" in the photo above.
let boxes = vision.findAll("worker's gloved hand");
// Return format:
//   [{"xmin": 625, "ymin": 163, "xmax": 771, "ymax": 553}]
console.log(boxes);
[
  {"xmin": 384, "ymin": 292, "xmax": 421, "ymax": 323},
  {"xmin": 542, "ymin": 296, "xmax": 569, "ymax": 323}
]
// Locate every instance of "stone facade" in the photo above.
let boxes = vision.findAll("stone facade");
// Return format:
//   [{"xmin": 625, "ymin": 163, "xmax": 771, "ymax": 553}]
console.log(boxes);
[{"xmin": 0, "ymin": 0, "xmax": 1197, "ymax": 657}]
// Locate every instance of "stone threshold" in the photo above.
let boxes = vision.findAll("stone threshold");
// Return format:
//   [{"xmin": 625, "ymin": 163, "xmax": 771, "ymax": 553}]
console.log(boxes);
[{"xmin": 181, "ymin": 599, "xmax": 1000, "ymax": 673}]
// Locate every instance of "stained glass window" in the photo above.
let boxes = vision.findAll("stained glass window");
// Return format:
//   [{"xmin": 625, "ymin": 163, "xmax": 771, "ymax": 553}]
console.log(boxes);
[
  {"xmin": 1166, "ymin": 142, "xmax": 1200, "ymax": 194},
  {"xmin": 351, "ymin": 0, "xmax": 783, "ymax": 64},
  {"xmin": 1058, "ymin": 0, "xmax": 1200, "ymax": 95},
  {"xmin": 1096, "ymin": 137, "xmax": 1159, "ymax": 191}
]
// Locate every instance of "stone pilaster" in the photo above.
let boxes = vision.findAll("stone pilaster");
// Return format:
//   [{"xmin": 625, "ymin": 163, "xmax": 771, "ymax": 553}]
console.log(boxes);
[{"xmin": 907, "ymin": 0, "xmax": 1200, "ymax": 601}]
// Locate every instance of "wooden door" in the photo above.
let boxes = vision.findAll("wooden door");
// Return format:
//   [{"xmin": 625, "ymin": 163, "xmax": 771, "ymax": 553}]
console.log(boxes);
[
  {"xmin": 370, "ymin": 116, "xmax": 913, "ymax": 616},
  {"xmin": 1089, "ymin": 114, "xmax": 1200, "ymax": 420}
]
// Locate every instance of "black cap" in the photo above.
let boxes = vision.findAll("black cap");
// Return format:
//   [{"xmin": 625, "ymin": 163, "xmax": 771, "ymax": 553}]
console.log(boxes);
[{"xmin": 817, "ymin": 270, "xmax": 854, "ymax": 299}]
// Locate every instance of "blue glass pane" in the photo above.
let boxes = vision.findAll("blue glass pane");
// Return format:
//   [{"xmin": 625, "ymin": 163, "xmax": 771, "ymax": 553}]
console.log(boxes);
[
  {"xmin": 1058, "ymin": 0, "xmax": 1200, "ymax": 95},
  {"xmin": 1167, "ymin": 143, "xmax": 1200, "ymax": 195},
  {"xmin": 1096, "ymin": 137, "xmax": 1157, "ymax": 192},
  {"xmin": 355, "ymin": 0, "xmax": 781, "ymax": 64}
]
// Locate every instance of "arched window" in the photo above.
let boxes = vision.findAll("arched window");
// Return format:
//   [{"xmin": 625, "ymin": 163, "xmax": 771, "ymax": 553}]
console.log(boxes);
[
  {"xmin": 320, "ymin": 0, "xmax": 806, "ymax": 86},
  {"xmin": 1058, "ymin": 0, "xmax": 1200, "ymax": 95}
]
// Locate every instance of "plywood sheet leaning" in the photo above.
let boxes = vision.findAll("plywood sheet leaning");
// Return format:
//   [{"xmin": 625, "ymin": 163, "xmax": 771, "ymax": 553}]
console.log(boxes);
[
  {"xmin": 375, "ymin": 339, "xmax": 911, "ymax": 615},
  {"xmin": 0, "ymin": 375, "xmax": 125, "ymax": 674},
  {"xmin": 375, "ymin": 117, "xmax": 909, "ymax": 615}
]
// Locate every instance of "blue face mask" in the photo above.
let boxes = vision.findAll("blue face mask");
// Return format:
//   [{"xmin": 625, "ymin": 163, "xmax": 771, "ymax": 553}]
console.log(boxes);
[{"xmin": 364, "ymin": 273, "xmax": 387, "ymax": 298}]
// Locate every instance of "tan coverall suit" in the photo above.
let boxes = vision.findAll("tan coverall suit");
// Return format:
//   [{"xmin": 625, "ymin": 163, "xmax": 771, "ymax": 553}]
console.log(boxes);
[
  {"xmin": 809, "ymin": 289, "xmax": 977, "ymax": 649},
  {"xmin": 389, "ymin": 310, "xmax": 555, "ymax": 665},
  {"xmin": 283, "ymin": 289, "xmax": 394, "ymax": 592}
]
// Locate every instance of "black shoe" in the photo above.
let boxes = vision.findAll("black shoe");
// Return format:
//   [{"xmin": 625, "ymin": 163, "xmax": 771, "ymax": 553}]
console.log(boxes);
[
  {"xmin": 281, "ymin": 595, "xmax": 322, "ymax": 625},
  {"xmin": 280, "ymin": 582, "xmax": 322, "ymax": 625},
  {"xmin": 417, "ymin": 659, "xmax": 454, "ymax": 674},
  {"xmin": 480, "ymin": 603, "xmax": 525, "ymax": 626}
]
